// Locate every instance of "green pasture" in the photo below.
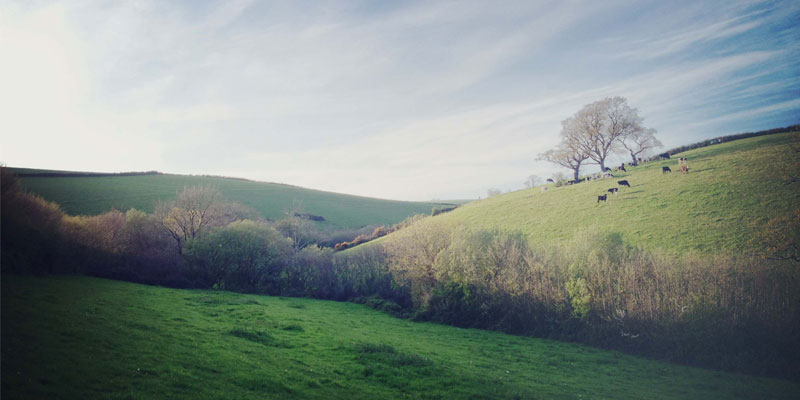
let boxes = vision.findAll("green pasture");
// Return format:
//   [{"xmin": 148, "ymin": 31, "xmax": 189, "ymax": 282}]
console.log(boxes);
[
  {"xmin": 3, "ymin": 275, "xmax": 797, "ymax": 399},
  {"xmin": 417, "ymin": 132, "xmax": 799, "ymax": 255},
  {"xmin": 13, "ymin": 172, "xmax": 451, "ymax": 229}
]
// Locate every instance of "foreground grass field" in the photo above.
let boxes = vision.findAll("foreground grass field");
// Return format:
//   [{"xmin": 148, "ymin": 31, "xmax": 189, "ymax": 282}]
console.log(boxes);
[
  {"xmin": 416, "ymin": 132, "xmax": 799, "ymax": 255},
  {"xmin": 2, "ymin": 275, "xmax": 797, "ymax": 399},
  {"xmin": 13, "ymin": 171, "xmax": 452, "ymax": 229}
]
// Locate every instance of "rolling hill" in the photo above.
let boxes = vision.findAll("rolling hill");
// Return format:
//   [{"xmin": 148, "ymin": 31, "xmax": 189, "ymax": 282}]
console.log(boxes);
[
  {"xmin": 379, "ymin": 131, "xmax": 799, "ymax": 256},
  {"xmin": 10, "ymin": 170, "xmax": 455, "ymax": 230},
  {"xmin": 3, "ymin": 274, "xmax": 796, "ymax": 399}
]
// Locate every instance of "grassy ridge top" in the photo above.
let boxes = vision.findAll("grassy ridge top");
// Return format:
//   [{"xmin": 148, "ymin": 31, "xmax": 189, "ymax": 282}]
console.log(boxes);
[
  {"xmin": 413, "ymin": 132, "xmax": 799, "ymax": 255},
  {"xmin": 13, "ymin": 171, "xmax": 451, "ymax": 229},
  {"xmin": 3, "ymin": 275, "xmax": 796, "ymax": 399}
]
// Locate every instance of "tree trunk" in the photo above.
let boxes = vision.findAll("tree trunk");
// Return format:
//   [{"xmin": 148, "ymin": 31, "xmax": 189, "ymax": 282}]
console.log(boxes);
[
  {"xmin": 630, "ymin": 151, "xmax": 638, "ymax": 164},
  {"xmin": 573, "ymin": 168, "xmax": 580, "ymax": 182},
  {"xmin": 599, "ymin": 158, "xmax": 606, "ymax": 171}
]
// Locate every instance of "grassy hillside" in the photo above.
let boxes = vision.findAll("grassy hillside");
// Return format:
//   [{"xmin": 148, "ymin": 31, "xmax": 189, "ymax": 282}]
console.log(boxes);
[
  {"xmin": 3, "ymin": 275, "xmax": 797, "ymax": 399},
  {"xmin": 11, "ymin": 171, "xmax": 451, "ymax": 229},
  {"xmin": 411, "ymin": 132, "xmax": 799, "ymax": 255}
]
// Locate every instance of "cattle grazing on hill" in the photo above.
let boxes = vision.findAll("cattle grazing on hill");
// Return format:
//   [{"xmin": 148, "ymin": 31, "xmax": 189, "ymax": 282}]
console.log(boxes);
[
  {"xmin": 603, "ymin": 172, "xmax": 614, "ymax": 178},
  {"xmin": 660, "ymin": 153, "xmax": 670, "ymax": 160},
  {"xmin": 597, "ymin": 194, "xmax": 607, "ymax": 203},
  {"xmin": 678, "ymin": 157, "xmax": 687, "ymax": 164},
  {"xmin": 681, "ymin": 165, "xmax": 689, "ymax": 174},
  {"xmin": 546, "ymin": 178, "xmax": 554, "ymax": 183},
  {"xmin": 638, "ymin": 157, "xmax": 643, "ymax": 163},
  {"xmin": 662, "ymin": 166, "xmax": 672, "ymax": 174},
  {"xmin": 618, "ymin": 180, "xmax": 630, "ymax": 187},
  {"xmin": 618, "ymin": 164, "xmax": 627, "ymax": 172},
  {"xmin": 607, "ymin": 188, "xmax": 618, "ymax": 194},
  {"xmin": 541, "ymin": 186, "xmax": 548, "ymax": 192}
]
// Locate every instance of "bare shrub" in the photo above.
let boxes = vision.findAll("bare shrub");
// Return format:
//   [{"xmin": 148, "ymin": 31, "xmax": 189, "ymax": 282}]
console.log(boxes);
[
  {"xmin": 383, "ymin": 219, "xmax": 458, "ymax": 311},
  {"xmin": 155, "ymin": 186, "xmax": 225, "ymax": 252}
]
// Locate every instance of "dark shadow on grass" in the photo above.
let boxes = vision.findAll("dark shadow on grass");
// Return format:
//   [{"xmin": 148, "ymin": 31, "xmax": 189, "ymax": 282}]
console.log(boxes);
[
  {"xmin": 352, "ymin": 343, "xmax": 438, "ymax": 389},
  {"xmin": 353, "ymin": 343, "xmax": 432, "ymax": 368},
  {"xmin": 228, "ymin": 328, "xmax": 293, "ymax": 348},
  {"xmin": 282, "ymin": 324, "xmax": 304, "ymax": 332}
]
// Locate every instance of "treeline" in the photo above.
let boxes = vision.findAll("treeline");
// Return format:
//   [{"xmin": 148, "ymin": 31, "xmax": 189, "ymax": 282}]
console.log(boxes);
[
  {"xmin": 650, "ymin": 124, "xmax": 800, "ymax": 161},
  {"xmin": 2, "ymin": 168, "xmax": 798, "ymax": 380}
]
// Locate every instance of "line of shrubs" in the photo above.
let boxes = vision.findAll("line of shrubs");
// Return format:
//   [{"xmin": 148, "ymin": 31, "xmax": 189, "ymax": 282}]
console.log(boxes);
[
  {"xmin": 334, "ymin": 225, "xmax": 395, "ymax": 251},
  {"xmin": 334, "ymin": 207, "xmax": 458, "ymax": 251}
]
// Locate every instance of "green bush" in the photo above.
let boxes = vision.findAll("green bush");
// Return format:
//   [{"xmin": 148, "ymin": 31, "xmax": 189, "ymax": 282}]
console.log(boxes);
[{"xmin": 184, "ymin": 220, "xmax": 291, "ymax": 293}]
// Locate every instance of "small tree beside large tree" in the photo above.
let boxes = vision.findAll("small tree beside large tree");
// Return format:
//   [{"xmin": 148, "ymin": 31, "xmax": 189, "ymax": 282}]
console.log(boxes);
[{"xmin": 538, "ymin": 143, "xmax": 591, "ymax": 182}]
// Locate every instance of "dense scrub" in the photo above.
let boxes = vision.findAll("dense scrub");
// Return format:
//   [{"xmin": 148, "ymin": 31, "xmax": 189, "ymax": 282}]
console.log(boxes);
[
  {"xmin": 380, "ymin": 221, "xmax": 800, "ymax": 379},
  {"xmin": 1, "ymin": 168, "xmax": 406, "ymax": 303}
]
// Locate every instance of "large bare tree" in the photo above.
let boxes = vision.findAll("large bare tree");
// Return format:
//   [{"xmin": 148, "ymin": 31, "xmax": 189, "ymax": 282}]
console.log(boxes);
[
  {"xmin": 566, "ymin": 97, "xmax": 648, "ymax": 171},
  {"xmin": 620, "ymin": 127, "xmax": 661, "ymax": 164}
]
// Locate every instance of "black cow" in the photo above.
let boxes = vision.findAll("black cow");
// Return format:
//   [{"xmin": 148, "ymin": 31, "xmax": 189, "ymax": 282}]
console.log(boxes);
[
  {"xmin": 607, "ymin": 188, "xmax": 618, "ymax": 194},
  {"xmin": 546, "ymin": 178, "xmax": 554, "ymax": 183},
  {"xmin": 618, "ymin": 164, "xmax": 627, "ymax": 172},
  {"xmin": 597, "ymin": 194, "xmax": 607, "ymax": 203},
  {"xmin": 618, "ymin": 180, "xmax": 630, "ymax": 187},
  {"xmin": 660, "ymin": 152, "xmax": 670, "ymax": 160},
  {"xmin": 604, "ymin": 167, "xmax": 612, "ymax": 172},
  {"xmin": 662, "ymin": 166, "xmax": 671, "ymax": 174}
]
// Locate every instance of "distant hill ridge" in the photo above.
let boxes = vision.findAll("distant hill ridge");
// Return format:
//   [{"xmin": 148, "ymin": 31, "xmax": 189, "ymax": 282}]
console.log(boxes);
[
  {"xmin": 9, "ymin": 167, "xmax": 454, "ymax": 230},
  {"xmin": 11, "ymin": 169, "xmax": 162, "ymax": 178}
]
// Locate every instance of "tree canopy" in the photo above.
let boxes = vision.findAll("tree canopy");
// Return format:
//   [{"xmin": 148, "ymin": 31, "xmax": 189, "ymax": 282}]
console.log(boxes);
[{"xmin": 540, "ymin": 97, "xmax": 659, "ymax": 178}]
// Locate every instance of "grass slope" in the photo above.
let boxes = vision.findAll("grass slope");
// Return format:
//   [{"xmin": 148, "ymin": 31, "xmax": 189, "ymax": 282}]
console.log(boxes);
[
  {"xmin": 418, "ymin": 132, "xmax": 799, "ymax": 255},
  {"xmin": 13, "ymin": 172, "xmax": 451, "ymax": 229},
  {"xmin": 3, "ymin": 275, "xmax": 797, "ymax": 399}
]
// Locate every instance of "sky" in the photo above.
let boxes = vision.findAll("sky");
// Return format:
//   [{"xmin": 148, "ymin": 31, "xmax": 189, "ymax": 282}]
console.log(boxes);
[{"xmin": 1, "ymin": 0, "xmax": 798, "ymax": 201}]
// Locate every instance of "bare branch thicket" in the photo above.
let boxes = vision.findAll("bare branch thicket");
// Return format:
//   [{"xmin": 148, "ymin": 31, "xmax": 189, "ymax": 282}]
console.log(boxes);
[{"xmin": 155, "ymin": 185, "xmax": 224, "ymax": 253}]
